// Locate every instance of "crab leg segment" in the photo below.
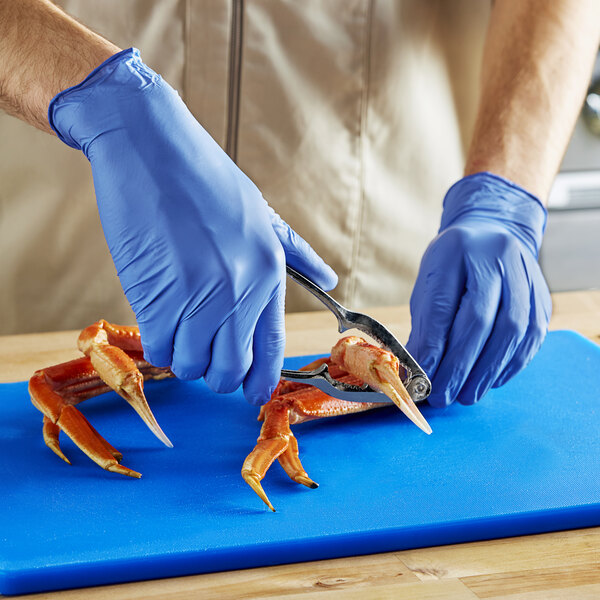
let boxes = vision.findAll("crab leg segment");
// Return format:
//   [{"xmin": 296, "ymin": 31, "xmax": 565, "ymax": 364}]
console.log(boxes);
[
  {"xmin": 29, "ymin": 354, "xmax": 173, "ymax": 477},
  {"xmin": 243, "ymin": 338, "xmax": 432, "ymax": 509},
  {"xmin": 30, "ymin": 357, "xmax": 142, "ymax": 477},
  {"xmin": 42, "ymin": 417, "xmax": 69, "ymax": 463},
  {"xmin": 242, "ymin": 402, "xmax": 296, "ymax": 512},
  {"xmin": 78, "ymin": 320, "xmax": 172, "ymax": 447},
  {"xmin": 242, "ymin": 373, "xmax": 378, "ymax": 511},
  {"xmin": 331, "ymin": 336, "xmax": 432, "ymax": 435}
]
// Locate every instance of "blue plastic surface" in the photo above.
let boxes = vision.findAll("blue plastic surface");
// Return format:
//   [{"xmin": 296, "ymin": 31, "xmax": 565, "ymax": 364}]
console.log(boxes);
[{"xmin": 1, "ymin": 330, "xmax": 600, "ymax": 595}]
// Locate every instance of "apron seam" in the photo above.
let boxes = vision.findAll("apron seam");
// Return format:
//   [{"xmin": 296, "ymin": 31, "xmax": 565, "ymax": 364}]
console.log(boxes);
[
  {"xmin": 226, "ymin": 0, "xmax": 244, "ymax": 162},
  {"xmin": 346, "ymin": 0, "xmax": 374, "ymax": 305}
]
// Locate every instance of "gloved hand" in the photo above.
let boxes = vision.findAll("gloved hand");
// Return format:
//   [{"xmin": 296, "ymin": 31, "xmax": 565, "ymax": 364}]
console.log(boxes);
[
  {"xmin": 406, "ymin": 172, "xmax": 551, "ymax": 407},
  {"xmin": 48, "ymin": 48, "xmax": 337, "ymax": 405}
]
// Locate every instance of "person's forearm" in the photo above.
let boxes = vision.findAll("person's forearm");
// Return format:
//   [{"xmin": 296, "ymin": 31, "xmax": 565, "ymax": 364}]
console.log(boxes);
[
  {"xmin": 0, "ymin": 0, "xmax": 119, "ymax": 133},
  {"xmin": 465, "ymin": 0, "xmax": 600, "ymax": 201}
]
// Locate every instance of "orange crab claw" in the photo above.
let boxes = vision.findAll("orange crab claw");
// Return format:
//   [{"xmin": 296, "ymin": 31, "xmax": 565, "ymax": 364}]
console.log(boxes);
[
  {"xmin": 331, "ymin": 336, "xmax": 432, "ymax": 435},
  {"xmin": 78, "ymin": 320, "xmax": 173, "ymax": 447}
]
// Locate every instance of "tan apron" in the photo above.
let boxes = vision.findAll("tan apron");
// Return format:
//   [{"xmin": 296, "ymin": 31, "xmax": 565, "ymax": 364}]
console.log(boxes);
[{"xmin": 0, "ymin": 0, "xmax": 490, "ymax": 334}]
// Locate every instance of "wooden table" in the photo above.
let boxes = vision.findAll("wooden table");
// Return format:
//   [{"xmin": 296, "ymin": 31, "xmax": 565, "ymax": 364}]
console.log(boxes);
[{"xmin": 3, "ymin": 290, "xmax": 600, "ymax": 599}]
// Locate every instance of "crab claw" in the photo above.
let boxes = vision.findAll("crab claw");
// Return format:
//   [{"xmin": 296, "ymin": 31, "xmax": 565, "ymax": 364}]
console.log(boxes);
[
  {"xmin": 79, "ymin": 321, "xmax": 173, "ymax": 447},
  {"xmin": 109, "ymin": 364, "xmax": 173, "ymax": 448},
  {"xmin": 371, "ymin": 358, "xmax": 432, "ymax": 435},
  {"xmin": 331, "ymin": 336, "xmax": 432, "ymax": 435}
]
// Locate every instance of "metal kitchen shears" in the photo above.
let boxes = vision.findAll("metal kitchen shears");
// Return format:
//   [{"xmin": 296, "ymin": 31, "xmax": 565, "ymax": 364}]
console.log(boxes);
[{"xmin": 282, "ymin": 266, "xmax": 432, "ymax": 404}]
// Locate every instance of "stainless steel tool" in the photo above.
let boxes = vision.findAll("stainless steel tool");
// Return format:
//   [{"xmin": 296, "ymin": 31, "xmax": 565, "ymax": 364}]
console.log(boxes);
[{"xmin": 281, "ymin": 266, "xmax": 432, "ymax": 404}]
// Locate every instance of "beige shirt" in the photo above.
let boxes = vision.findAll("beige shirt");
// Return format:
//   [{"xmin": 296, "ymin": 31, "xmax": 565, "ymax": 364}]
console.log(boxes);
[{"xmin": 0, "ymin": 0, "xmax": 490, "ymax": 334}]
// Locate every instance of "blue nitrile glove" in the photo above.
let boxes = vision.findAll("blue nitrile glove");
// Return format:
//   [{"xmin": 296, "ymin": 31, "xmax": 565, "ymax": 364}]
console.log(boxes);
[
  {"xmin": 48, "ymin": 48, "xmax": 337, "ymax": 405},
  {"xmin": 406, "ymin": 172, "xmax": 551, "ymax": 407}
]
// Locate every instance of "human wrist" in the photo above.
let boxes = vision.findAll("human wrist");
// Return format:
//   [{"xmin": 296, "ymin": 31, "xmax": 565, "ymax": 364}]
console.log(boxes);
[
  {"xmin": 48, "ymin": 48, "xmax": 161, "ymax": 153},
  {"xmin": 441, "ymin": 172, "xmax": 547, "ymax": 256},
  {"xmin": 49, "ymin": 40, "xmax": 120, "ymax": 111},
  {"xmin": 0, "ymin": 0, "xmax": 119, "ymax": 133}
]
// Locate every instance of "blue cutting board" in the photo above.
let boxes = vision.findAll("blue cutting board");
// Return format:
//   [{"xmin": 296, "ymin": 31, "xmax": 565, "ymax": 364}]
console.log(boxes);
[{"xmin": 1, "ymin": 330, "xmax": 600, "ymax": 595}]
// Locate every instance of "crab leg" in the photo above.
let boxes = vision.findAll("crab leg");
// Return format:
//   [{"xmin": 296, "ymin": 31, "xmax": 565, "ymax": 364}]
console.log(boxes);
[
  {"xmin": 242, "ymin": 398, "xmax": 321, "ymax": 512},
  {"xmin": 243, "ymin": 379, "xmax": 378, "ymax": 510},
  {"xmin": 331, "ymin": 336, "xmax": 432, "ymax": 435},
  {"xmin": 243, "ymin": 337, "xmax": 432, "ymax": 509},
  {"xmin": 30, "ymin": 354, "xmax": 173, "ymax": 476},
  {"xmin": 78, "ymin": 320, "xmax": 172, "ymax": 447},
  {"xmin": 242, "ymin": 436, "xmax": 289, "ymax": 512},
  {"xmin": 42, "ymin": 414, "xmax": 124, "ymax": 465},
  {"xmin": 277, "ymin": 436, "xmax": 319, "ymax": 489},
  {"xmin": 30, "ymin": 358, "xmax": 142, "ymax": 477}
]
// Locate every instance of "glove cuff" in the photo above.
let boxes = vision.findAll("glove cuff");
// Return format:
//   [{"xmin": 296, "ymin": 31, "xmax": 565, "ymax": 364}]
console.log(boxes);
[
  {"xmin": 441, "ymin": 172, "xmax": 547, "ymax": 256},
  {"xmin": 48, "ymin": 48, "xmax": 160, "ymax": 153}
]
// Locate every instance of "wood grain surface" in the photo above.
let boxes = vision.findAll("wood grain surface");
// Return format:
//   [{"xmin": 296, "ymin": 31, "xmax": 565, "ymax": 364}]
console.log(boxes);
[{"xmin": 2, "ymin": 290, "xmax": 600, "ymax": 599}]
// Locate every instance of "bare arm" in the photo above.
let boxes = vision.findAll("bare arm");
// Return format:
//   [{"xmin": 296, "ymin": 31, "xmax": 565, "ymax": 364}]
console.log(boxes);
[
  {"xmin": 465, "ymin": 0, "xmax": 600, "ymax": 201},
  {"xmin": 0, "ymin": 0, "xmax": 119, "ymax": 133}
]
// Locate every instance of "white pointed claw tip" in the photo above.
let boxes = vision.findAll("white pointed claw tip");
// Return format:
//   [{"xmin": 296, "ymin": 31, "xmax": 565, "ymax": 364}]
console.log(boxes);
[
  {"xmin": 134, "ymin": 406, "xmax": 173, "ymax": 447},
  {"xmin": 393, "ymin": 381, "xmax": 432, "ymax": 434},
  {"xmin": 120, "ymin": 380, "xmax": 174, "ymax": 447},
  {"xmin": 128, "ymin": 397, "xmax": 174, "ymax": 447},
  {"xmin": 404, "ymin": 404, "xmax": 433, "ymax": 435},
  {"xmin": 385, "ymin": 383, "xmax": 432, "ymax": 435},
  {"xmin": 374, "ymin": 361, "xmax": 432, "ymax": 435},
  {"xmin": 148, "ymin": 421, "xmax": 174, "ymax": 448}
]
